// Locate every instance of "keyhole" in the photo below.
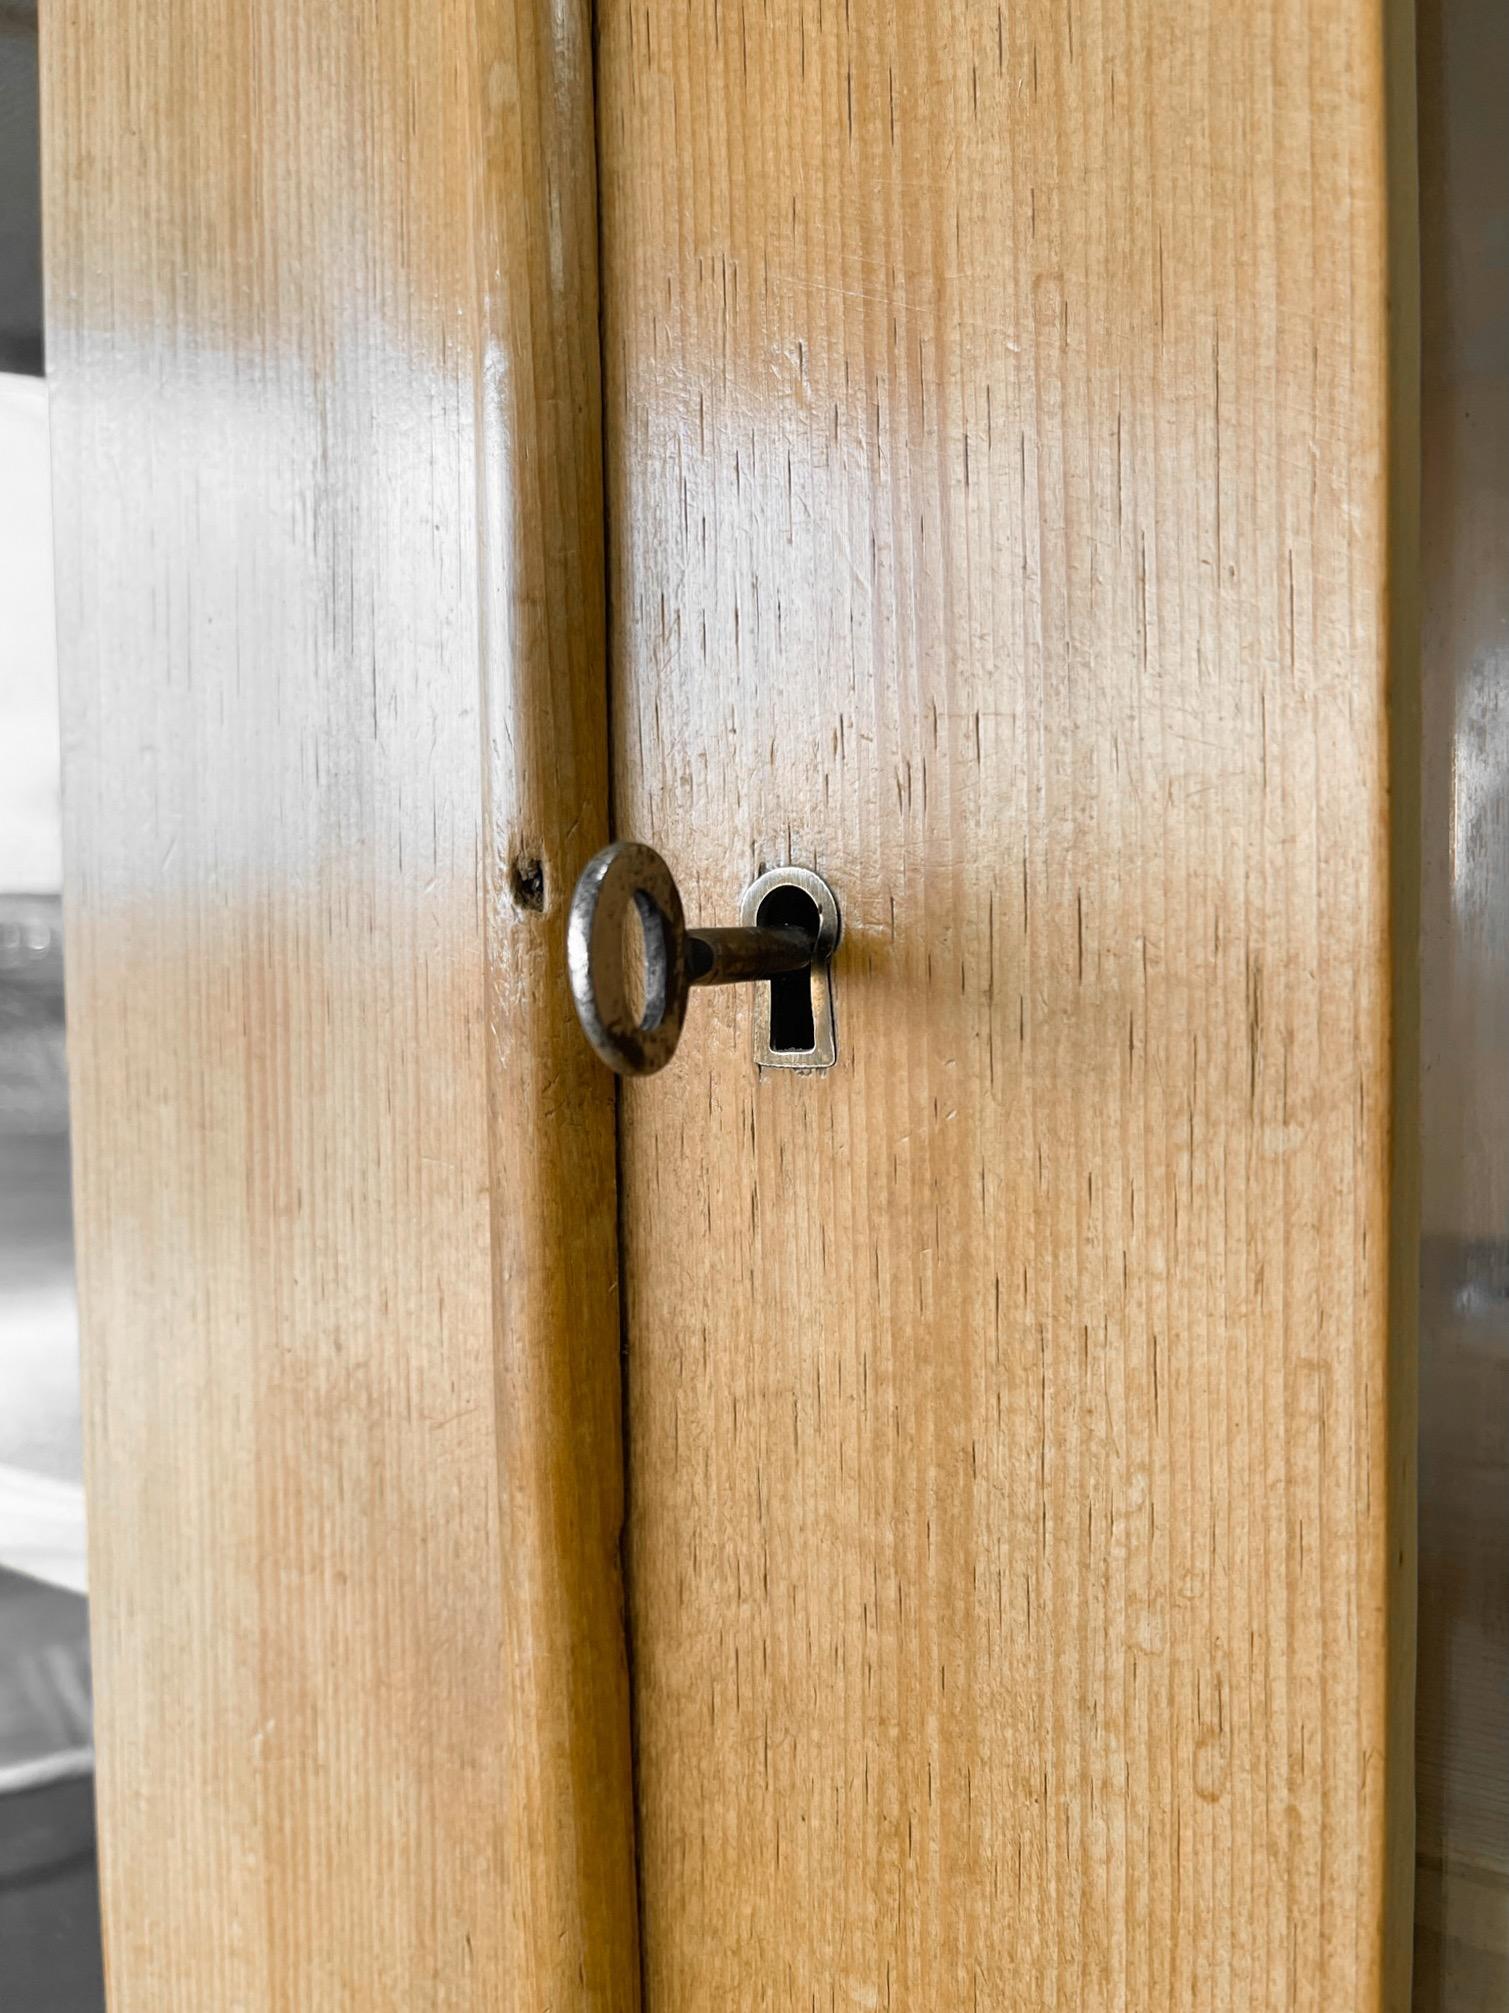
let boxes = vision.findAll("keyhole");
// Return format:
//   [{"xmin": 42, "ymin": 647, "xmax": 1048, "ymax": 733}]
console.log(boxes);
[{"xmin": 755, "ymin": 883, "xmax": 820, "ymax": 1051}]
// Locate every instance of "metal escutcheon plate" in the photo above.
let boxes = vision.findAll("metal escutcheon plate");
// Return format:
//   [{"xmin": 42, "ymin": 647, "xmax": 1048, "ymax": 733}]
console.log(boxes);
[{"xmin": 741, "ymin": 865, "xmax": 841, "ymax": 1070}]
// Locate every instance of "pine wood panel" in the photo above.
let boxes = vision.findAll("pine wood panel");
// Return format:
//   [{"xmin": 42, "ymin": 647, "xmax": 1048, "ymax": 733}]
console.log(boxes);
[
  {"xmin": 43, "ymin": 0, "xmax": 639, "ymax": 2002},
  {"xmin": 598, "ymin": 0, "xmax": 1417, "ymax": 2003}
]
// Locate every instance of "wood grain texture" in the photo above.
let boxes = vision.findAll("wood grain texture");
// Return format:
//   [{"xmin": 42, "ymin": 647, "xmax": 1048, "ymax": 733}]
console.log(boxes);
[
  {"xmin": 43, "ymin": 0, "xmax": 639, "ymax": 2003},
  {"xmin": 598, "ymin": 0, "xmax": 1416, "ymax": 2004},
  {"xmin": 1414, "ymin": 0, "xmax": 1509, "ymax": 2000}
]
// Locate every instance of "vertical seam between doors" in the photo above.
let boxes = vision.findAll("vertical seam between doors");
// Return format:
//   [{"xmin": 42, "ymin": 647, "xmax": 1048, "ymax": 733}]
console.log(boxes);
[{"xmin": 587, "ymin": 0, "xmax": 652, "ymax": 2001}]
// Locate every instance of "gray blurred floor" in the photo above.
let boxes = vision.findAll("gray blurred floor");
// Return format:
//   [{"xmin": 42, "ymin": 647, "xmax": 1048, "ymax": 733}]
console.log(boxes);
[
  {"xmin": 0, "ymin": 896, "xmax": 102, "ymax": 2009},
  {"xmin": 0, "ymin": 1568, "xmax": 103, "ymax": 2012}
]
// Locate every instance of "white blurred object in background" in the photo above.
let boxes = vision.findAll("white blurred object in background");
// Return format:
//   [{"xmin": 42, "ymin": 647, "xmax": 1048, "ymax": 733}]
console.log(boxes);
[
  {"xmin": 0, "ymin": 372, "xmax": 59, "ymax": 892},
  {"xmin": 0, "ymin": 368, "xmax": 83, "ymax": 1596}
]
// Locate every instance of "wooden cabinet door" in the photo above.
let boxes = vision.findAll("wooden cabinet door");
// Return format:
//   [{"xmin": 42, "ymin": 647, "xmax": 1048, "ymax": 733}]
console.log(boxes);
[
  {"xmin": 597, "ymin": 0, "xmax": 1418, "ymax": 2006},
  {"xmin": 44, "ymin": 1, "xmax": 638, "ymax": 2004}
]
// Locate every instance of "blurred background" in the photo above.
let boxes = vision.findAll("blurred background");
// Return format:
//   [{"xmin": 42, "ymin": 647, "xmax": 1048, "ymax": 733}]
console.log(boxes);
[
  {"xmin": 1416, "ymin": 0, "xmax": 1509, "ymax": 2000},
  {"xmin": 1, "ymin": 3, "xmax": 104, "ymax": 2006}
]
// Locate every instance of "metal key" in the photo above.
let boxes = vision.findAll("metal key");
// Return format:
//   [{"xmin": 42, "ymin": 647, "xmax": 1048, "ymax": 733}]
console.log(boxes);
[{"xmin": 567, "ymin": 842, "xmax": 839, "ymax": 1076}]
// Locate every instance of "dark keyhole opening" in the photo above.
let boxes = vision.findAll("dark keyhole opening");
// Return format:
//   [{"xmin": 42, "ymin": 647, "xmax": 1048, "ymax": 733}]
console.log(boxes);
[{"xmin": 756, "ymin": 883, "xmax": 821, "ymax": 1051}]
